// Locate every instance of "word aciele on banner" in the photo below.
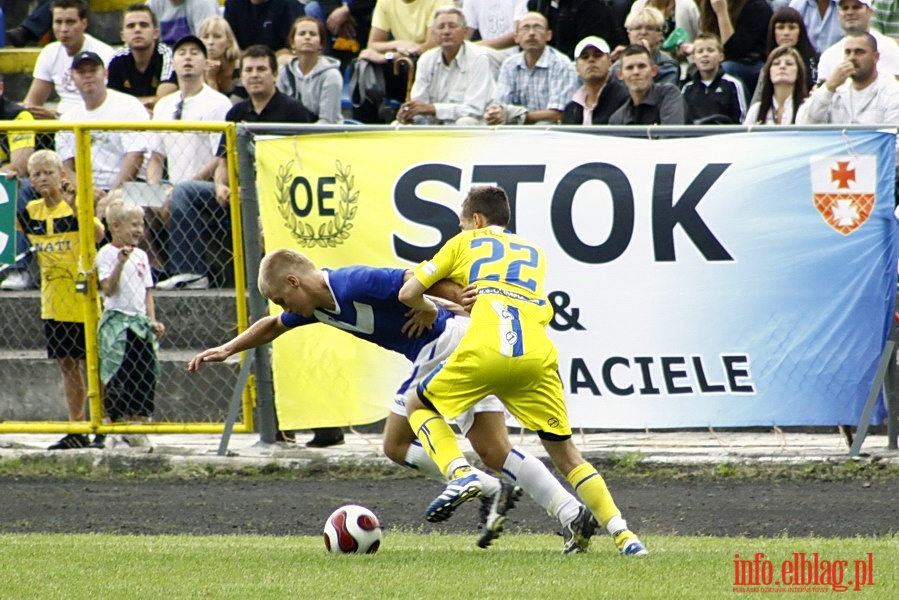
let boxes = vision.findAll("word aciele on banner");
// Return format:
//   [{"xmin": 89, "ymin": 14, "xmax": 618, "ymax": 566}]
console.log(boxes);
[
  {"xmin": 733, "ymin": 552, "xmax": 875, "ymax": 593},
  {"xmin": 566, "ymin": 352, "xmax": 754, "ymax": 397}
]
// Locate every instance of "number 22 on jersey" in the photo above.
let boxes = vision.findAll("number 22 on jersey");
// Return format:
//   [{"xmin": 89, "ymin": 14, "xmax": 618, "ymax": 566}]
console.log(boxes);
[{"xmin": 468, "ymin": 237, "xmax": 540, "ymax": 293}]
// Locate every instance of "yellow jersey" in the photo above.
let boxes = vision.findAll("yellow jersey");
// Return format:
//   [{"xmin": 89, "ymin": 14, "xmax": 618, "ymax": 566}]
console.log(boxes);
[{"xmin": 414, "ymin": 225, "xmax": 554, "ymax": 357}]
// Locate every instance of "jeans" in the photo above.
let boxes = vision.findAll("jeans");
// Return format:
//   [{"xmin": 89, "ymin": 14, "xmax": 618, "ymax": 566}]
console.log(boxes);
[
  {"xmin": 166, "ymin": 181, "xmax": 229, "ymax": 277},
  {"xmin": 21, "ymin": 0, "xmax": 51, "ymax": 38}
]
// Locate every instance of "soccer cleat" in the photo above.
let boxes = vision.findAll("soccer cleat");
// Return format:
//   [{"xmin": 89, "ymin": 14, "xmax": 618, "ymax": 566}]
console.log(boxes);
[
  {"xmin": 425, "ymin": 473, "xmax": 483, "ymax": 523},
  {"xmin": 560, "ymin": 506, "xmax": 598, "ymax": 554},
  {"xmin": 614, "ymin": 529, "xmax": 649, "ymax": 557},
  {"xmin": 47, "ymin": 434, "xmax": 89, "ymax": 450},
  {"xmin": 88, "ymin": 434, "xmax": 106, "ymax": 449},
  {"xmin": 477, "ymin": 482, "xmax": 523, "ymax": 548}
]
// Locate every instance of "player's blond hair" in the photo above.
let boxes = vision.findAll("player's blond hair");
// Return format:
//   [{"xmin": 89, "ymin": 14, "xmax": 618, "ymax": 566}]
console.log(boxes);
[
  {"xmin": 258, "ymin": 249, "xmax": 316, "ymax": 298},
  {"xmin": 27, "ymin": 149, "xmax": 63, "ymax": 174},
  {"xmin": 105, "ymin": 198, "xmax": 144, "ymax": 225}
]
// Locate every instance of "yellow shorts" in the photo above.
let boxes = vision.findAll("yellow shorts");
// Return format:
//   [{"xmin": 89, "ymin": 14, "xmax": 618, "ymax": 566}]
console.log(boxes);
[{"xmin": 419, "ymin": 340, "xmax": 571, "ymax": 437}]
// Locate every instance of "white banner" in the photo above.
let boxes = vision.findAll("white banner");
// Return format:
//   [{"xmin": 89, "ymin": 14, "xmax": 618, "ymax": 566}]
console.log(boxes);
[{"xmin": 257, "ymin": 129, "xmax": 897, "ymax": 428}]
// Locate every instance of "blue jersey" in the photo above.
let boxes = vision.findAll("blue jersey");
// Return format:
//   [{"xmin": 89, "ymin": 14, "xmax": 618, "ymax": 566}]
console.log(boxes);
[{"xmin": 279, "ymin": 266, "xmax": 452, "ymax": 362}]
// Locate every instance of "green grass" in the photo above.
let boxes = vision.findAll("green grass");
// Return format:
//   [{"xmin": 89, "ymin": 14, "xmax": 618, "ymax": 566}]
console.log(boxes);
[{"xmin": 1, "ymin": 533, "xmax": 896, "ymax": 599}]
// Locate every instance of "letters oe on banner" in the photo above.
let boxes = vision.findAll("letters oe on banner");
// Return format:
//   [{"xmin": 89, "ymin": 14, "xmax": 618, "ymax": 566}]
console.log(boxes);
[{"xmin": 255, "ymin": 129, "xmax": 897, "ymax": 430}]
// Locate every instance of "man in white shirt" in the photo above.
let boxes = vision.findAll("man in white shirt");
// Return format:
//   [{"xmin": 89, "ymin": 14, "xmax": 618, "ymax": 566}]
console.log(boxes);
[
  {"xmin": 816, "ymin": 0, "xmax": 899, "ymax": 82},
  {"xmin": 147, "ymin": 35, "xmax": 233, "ymax": 292},
  {"xmin": 800, "ymin": 31, "xmax": 899, "ymax": 124},
  {"xmin": 22, "ymin": 0, "xmax": 116, "ymax": 119},
  {"xmin": 55, "ymin": 51, "xmax": 149, "ymax": 206},
  {"xmin": 397, "ymin": 7, "xmax": 495, "ymax": 125},
  {"xmin": 148, "ymin": 36, "xmax": 232, "ymax": 190}
]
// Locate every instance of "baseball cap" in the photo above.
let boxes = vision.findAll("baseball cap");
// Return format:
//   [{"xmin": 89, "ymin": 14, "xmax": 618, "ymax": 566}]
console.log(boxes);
[
  {"xmin": 70, "ymin": 51, "xmax": 104, "ymax": 69},
  {"xmin": 839, "ymin": 0, "xmax": 872, "ymax": 7},
  {"xmin": 575, "ymin": 36, "xmax": 611, "ymax": 58},
  {"xmin": 172, "ymin": 34, "xmax": 207, "ymax": 58}
]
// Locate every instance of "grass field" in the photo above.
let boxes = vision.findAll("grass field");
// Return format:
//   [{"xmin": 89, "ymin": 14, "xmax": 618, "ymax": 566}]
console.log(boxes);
[{"xmin": 2, "ymin": 533, "xmax": 896, "ymax": 599}]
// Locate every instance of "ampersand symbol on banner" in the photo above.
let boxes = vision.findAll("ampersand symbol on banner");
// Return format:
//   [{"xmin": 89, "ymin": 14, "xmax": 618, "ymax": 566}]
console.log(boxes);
[{"xmin": 549, "ymin": 291, "xmax": 586, "ymax": 332}]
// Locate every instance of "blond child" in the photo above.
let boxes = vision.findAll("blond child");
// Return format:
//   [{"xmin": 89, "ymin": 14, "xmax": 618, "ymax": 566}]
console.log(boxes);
[
  {"xmin": 17, "ymin": 150, "xmax": 105, "ymax": 449},
  {"xmin": 95, "ymin": 200, "xmax": 165, "ymax": 447}
]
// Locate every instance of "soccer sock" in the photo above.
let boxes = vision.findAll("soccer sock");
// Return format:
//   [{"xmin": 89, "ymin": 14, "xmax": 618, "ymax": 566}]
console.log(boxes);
[
  {"xmin": 470, "ymin": 467, "xmax": 501, "ymax": 497},
  {"xmin": 503, "ymin": 446, "xmax": 580, "ymax": 526},
  {"xmin": 400, "ymin": 439, "xmax": 500, "ymax": 495},
  {"xmin": 565, "ymin": 463, "xmax": 622, "ymax": 530},
  {"xmin": 402, "ymin": 440, "xmax": 445, "ymax": 482},
  {"xmin": 408, "ymin": 408, "xmax": 468, "ymax": 479}
]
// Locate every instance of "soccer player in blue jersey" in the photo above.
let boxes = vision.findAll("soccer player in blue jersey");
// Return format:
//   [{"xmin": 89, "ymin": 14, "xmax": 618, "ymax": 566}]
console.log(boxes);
[
  {"xmin": 188, "ymin": 248, "xmax": 599, "ymax": 552},
  {"xmin": 398, "ymin": 185, "xmax": 648, "ymax": 556}
]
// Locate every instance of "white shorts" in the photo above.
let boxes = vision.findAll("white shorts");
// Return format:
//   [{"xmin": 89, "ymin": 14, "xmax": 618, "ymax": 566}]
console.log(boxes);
[{"xmin": 392, "ymin": 316, "xmax": 507, "ymax": 436}]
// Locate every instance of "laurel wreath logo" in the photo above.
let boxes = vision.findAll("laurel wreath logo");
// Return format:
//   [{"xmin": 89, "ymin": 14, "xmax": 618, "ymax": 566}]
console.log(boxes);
[{"xmin": 275, "ymin": 160, "xmax": 358, "ymax": 247}]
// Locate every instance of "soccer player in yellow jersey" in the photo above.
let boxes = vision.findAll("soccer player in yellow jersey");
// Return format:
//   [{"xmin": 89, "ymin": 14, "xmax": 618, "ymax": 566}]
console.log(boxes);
[{"xmin": 399, "ymin": 185, "xmax": 648, "ymax": 556}]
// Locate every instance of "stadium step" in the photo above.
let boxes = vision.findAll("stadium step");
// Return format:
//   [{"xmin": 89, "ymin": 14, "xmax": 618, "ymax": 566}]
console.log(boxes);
[
  {"xmin": 0, "ymin": 289, "xmax": 244, "ymax": 422},
  {"xmin": 0, "ymin": 349, "xmax": 240, "ymax": 422}
]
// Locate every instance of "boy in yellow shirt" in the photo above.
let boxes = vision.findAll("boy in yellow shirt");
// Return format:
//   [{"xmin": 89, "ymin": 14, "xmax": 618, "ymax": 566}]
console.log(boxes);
[{"xmin": 17, "ymin": 150, "xmax": 104, "ymax": 449}]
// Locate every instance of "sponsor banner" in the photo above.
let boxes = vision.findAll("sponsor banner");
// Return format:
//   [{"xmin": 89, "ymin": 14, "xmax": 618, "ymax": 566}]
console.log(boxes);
[
  {"xmin": 0, "ymin": 175, "xmax": 17, "ymax": 265},
  {"xmin": 256, "ymin": 129, "xmax": 897, "ymax": 429}
]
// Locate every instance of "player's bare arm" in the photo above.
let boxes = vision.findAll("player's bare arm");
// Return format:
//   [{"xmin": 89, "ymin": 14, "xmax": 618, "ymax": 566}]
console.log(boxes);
[
  {"xmin": 187, "ymin": 315, "xmax": 288, "ymax": 371},
  {"xmin": 459, "ymin": 284, "xmax": 477, "ymax": 313},
  {"xmin": 398, "ymin": 276, "xmax": 438, "ymax": 338}
]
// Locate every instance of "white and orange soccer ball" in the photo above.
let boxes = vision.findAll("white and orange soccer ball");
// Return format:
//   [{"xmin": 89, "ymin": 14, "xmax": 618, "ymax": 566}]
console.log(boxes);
[{"xmin": 323, "ymin": 504, "xmax": 382, "ymax": 554}]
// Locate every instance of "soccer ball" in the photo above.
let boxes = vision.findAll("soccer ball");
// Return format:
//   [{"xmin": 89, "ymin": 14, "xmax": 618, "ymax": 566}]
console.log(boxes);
[{"xmin": 323, "ymin": 504, "xmax": 382, "ymax": 554}]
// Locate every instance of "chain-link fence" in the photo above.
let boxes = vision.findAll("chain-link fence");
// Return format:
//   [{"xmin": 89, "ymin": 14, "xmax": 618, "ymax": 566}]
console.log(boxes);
[{"xmin": 0, "ymin": 121, "xmax": 253, "ymax": 443}]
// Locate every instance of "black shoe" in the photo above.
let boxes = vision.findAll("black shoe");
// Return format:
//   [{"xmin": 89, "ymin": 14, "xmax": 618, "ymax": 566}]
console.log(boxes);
[
  {"xmin": 48, "ymin": 434, "xmax": 89, "ymax": 450},
  {"xmin": 5, "ymin": 26, "xmax": 37, "ymax": 48},
  {"xmin": 88, "ymin": 434, "xmax": 106, "ymax": 449},
  {"xmin": 478, "ymin": 482, "xmax": 523, "ymax": 548},
  {"xmin": 305, "ymin": 427, "xmax": 345, "ymax": 448}
]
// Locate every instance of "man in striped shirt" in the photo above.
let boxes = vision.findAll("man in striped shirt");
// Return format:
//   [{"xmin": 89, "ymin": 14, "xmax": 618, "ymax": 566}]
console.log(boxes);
[{"xmin": 484, "ymin": 11, "xmax": 578, "ymax": 125}]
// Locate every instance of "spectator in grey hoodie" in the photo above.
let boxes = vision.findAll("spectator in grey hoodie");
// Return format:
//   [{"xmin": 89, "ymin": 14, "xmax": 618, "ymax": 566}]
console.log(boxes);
[{"xmin": 276, "ymin": 17, "xmax": 344, "ymax": 124}]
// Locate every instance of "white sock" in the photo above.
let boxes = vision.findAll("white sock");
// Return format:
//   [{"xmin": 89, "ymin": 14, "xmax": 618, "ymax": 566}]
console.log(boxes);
[
  {"xmin": 443, "ymin": 458, "xmax": 500, "ymax": 495},
  {"xmin": 447, "ymin": 457, "xmax": 472, "ymax": 478},
  {"xmin": 470, "ymin": 466, "xmax": 501, "ymax": 496},
  {"xmin": 402, "ymin": 440, "xmax": 445, "ymax": 482},
  {"xmin": 605, "ymin": 515, "xmax": 628, "ymax": 537},
  {"xmin": 503, "ymin": 446, "xmax": 581, "ymax": 526}
]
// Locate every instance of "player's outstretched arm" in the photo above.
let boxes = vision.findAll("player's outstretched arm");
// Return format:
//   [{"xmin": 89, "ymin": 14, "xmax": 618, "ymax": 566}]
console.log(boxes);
[{"xmin": 187, "ymin": 315, "xmax": 288, "ymax": 372}]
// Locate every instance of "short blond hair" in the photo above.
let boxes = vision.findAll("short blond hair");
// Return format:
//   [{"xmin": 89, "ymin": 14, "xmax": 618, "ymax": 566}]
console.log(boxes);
[
  {"xmin": 625, "ymin": 6, "xmax": 665, "ymax": 29},
  {"xmin": 105, "ymin": 198, "xmax": 144, "ymax": 225},
  {"xmin": 27, "ymin": 149, "xmax": 63, "ymax": 174},
  {"xmin": 258, "ymin": 248, "xmax": 316, "ymax": 298}
]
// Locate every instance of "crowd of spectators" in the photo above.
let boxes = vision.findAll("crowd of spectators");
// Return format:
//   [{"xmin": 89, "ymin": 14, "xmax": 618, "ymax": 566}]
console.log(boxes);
[{"xmin": 3, "ymin": 0, "xmax": 899, "ymax": 292}]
